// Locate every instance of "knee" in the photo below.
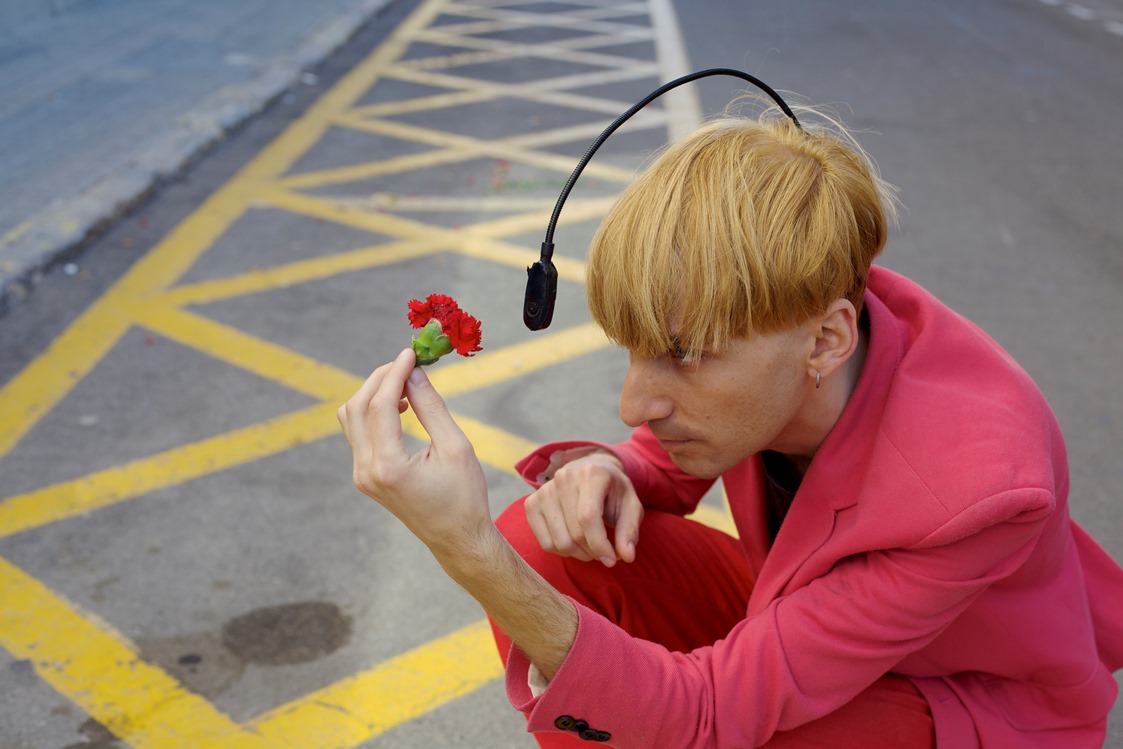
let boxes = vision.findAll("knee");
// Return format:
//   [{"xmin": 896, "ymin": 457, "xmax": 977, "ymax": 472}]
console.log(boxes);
[
  {"xmin": 495, "ymin": 496, "xmax": 551, "ymax": 566},
  {"xmin": 495, "ymin": 495, "xmax": 534, "ymax": 550},
  {"xmin": 495, "ymin": 495, "xmax": 580, "ymax": 589}
]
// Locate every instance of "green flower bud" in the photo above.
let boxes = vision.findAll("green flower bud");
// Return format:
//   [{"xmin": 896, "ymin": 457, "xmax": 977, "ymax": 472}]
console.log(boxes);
[{"xmin": 411, "ymin": 318, "xmax": 453, "ymax": 366}]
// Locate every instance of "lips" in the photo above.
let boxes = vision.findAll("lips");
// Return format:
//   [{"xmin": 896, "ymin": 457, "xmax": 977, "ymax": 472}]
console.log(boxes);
[{"xmin": 654, "ymin": 434, "xmax": 692, "ymax": 452}]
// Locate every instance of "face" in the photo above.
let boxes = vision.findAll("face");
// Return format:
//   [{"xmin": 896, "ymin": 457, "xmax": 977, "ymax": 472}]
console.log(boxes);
[{"xmin": 619, "ymin": 324, "xmax": 815, "ymax": 479}]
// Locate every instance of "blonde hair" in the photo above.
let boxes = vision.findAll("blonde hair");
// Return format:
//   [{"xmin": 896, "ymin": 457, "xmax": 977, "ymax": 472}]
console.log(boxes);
[{"xmin": 586, "ymin": 100, "xmax": 898, "ymax": 359}]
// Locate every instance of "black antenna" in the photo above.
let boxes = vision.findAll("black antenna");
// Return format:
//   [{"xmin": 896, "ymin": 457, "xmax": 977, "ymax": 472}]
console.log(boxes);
[{"xmin": 523, "ymin": 68, "xmax": 802, "ymax": 330}]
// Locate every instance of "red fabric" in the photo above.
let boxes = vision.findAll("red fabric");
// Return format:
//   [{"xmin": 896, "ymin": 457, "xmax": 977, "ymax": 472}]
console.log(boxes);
[{"xmin": 493, "ymin": 500, "xmax": 935, "ymax": 749}]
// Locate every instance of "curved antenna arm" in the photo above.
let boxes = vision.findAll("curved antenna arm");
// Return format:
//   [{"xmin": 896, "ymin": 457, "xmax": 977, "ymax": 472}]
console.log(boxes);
[{"xmin": 524, "ymin": 68, "xmax": 801, "ymax": 330}]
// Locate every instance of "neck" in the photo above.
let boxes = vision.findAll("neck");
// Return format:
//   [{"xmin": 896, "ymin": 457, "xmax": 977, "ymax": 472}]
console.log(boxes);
[{"xmin": 783, "ymin": 323, "xmax": 869, "ymax": 477}]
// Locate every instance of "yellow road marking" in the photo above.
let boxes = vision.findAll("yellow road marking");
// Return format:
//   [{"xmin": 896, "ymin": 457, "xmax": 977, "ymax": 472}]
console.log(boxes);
[
  {"xmin": 1, "ymin": 552, "xmax": 503, "ymax": 749},
  {"xmin": 689, "ymin": 503, "xmax": 739, "ymax": 538},
  {"xmin": 0, "ymin": 0, "xmax": 715, "ymax": 745},
  {"xmin": 279, "ymin": 145, "xmax": 487, "ymax": 190},
  {"xmin": 0, "ymin": 219, "xmax": 32, "ymax": 252},
  {"xmin": 0, "ymin": 322, "xmax": 611, "ymax": 540},
  {"xmin": 348, "ymin": 68, "xmax": 669, "ymax": 119},
  {"xmin": 140, "ymin": 305, "xmax": 360, "ymax": 400},
  {"xmin": 376, "ymin": 64, "xmax": 663, "ymax": 112},
  {"xmin": 328, "ymin": 113, "xmax": 640, "ymax": 180},
  {"xmin": 258, "ymin": 187, "xmax": 594, "ymax": 282},
  {"xmin": 332, "ymin": 195, "xmax": 562, "ymax": 212},
  {"xmin": 0, "ymin": 556, "xmax": 270, "ymax": 749},
  {"xmin": 430, "ymin": 7, "xmax": 655, "ymax": 37},
  {"xmin": 0, "ymin": 301, "xmax": 132, "ymax": 458},
  {"xmin": 427, "ymin": 322, "xmax": 610, "ymax": 397},
  {"xmin": 0, "ymin": 404, "xmax": 340, "ymax": 541},
  {"xmin": 251, "ymin": 619, "xmax": 503, "ymax": 748},
  {"xmin": 404, "ymin": 34, "xmax": 631, "ymax": 65},
  {"xmin": 157, "ymin": 239, "xmax": 450, "ymax": 307},
  {"xmin": 397, "ymin": 39, "xmax": 658, "ymax": 72}
]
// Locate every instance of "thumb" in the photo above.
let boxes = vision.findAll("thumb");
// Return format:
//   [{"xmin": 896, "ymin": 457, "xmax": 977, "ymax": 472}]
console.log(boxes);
[{"xmin": 404, "ymin": 365, "xmax": 465, "ymax": 446}]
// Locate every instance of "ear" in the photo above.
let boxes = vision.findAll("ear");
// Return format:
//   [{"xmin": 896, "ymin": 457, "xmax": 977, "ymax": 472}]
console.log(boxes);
[{"xmin": 807, "ymin": 299, "xmax": 860, "ymax": 378}]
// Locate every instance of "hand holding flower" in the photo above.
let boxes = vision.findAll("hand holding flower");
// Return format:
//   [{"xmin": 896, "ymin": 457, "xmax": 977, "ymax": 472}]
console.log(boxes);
[{"xmin": 337, "ymin": 348, "xmax": 491, "ymax": 552}]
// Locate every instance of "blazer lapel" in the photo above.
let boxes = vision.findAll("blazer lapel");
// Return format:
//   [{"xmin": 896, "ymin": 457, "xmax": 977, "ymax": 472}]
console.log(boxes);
[
  {"xmin": 743, "ymin": 282, "xmax": 905, "ymax": 614},
  {"xmin": 747, "ymin": 485, "xmax": 840, "ymax": 614}
]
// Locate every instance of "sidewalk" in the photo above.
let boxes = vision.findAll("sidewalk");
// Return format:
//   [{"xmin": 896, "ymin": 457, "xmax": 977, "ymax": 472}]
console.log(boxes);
[{"xmin": 0, "ymin": 0, "xmax": 395, "ymax": 313}]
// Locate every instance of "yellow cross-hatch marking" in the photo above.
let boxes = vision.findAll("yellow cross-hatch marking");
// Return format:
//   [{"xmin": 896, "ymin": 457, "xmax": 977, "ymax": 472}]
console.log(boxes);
[{"xmin": 0, "ymin": 0, "xmax": 732, "ymax": 745}]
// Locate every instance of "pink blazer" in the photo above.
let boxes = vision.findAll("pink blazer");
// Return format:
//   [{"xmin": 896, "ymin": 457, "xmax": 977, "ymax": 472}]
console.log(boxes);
[{"xmin": 507, "ymin": 267, "xmax": 1123, "ymax": 747}]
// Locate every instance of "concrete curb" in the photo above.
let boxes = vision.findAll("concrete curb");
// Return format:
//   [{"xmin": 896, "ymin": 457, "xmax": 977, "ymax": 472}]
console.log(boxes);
[{"xmin": 0, "ymin": 0, "xmax": 395, "ymax": 315}]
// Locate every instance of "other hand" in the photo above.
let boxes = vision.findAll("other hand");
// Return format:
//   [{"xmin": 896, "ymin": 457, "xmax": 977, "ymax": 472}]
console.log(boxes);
[{"xmin": 524, "ymin": 451, "xmax": 643, "ymax": 566}]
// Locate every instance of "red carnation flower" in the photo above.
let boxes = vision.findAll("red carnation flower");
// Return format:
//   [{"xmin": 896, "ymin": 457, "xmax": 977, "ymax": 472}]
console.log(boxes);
[
  {"xmin": 407, "ymin": 293, "xmax": 460, "ymax": 329},
  {"xmin": 444, "ymin": 308, "xmax": 483, "ymax": 356},
  {"xmin": 407, "ymin": 294, "xmax": 483, "ymax": 366}
]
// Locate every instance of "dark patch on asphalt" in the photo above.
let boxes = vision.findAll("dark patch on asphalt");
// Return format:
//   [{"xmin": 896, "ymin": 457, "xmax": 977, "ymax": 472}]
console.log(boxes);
[
  {"xmin": 136, "ymin": 631, "xmax": 244, "ymax": 699},
  {"xmin": 221, "ymin": 600, "xmax": 352, "ymax": 666},
  {"xmin": 7, "ymin": 657, "xmax": 36, "ymax": 683},
  {"xmin": 135, "ymin": 600, "xmax": 352, "ymax": 701},
  {"xmin": 59, "ymin": 717, "xmax": 122, "ymax": 749}
]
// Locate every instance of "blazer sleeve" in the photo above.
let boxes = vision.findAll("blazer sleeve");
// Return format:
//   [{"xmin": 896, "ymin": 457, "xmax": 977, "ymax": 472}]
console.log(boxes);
[
  {"xmin": 505, "ymin": 488, "xmax": 1053, "ymax": 748},
  {"xmin": 515, "ymin": 424, "xmax": 715, "ymax": 515}
]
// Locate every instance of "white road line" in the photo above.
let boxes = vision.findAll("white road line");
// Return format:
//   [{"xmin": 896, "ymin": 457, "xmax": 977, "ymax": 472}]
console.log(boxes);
[
  {"xmin": 1034, "ymin": 0, "xmax": 1123, "ymax": 37},
  {"xmin": 1066, "ymin": 3, "xmax": 1096, "ymax": 20},
  {"xmin": 649, "ymin": 0, "xmax": 702, "ymax": 141}
]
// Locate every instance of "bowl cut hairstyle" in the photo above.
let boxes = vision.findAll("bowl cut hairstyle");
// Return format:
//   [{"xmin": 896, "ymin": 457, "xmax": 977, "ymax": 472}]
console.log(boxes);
[{"xmin": 586, "ymin": 103, "xmax": 898, "ymax": 361}]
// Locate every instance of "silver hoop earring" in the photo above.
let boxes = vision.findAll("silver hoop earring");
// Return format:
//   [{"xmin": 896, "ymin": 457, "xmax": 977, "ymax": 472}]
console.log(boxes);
[{"xmin": 815, "ymin": 370, "xmax": 822, "ymax": 389}]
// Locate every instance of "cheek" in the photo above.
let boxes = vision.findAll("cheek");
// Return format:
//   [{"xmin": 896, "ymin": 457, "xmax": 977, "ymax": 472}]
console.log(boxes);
[
  {"xmin": 715, "ymin": 371, "xmax": 799, "ymax": 443},
  {"xmin": 695, "ymin": 384, "xmax": 767, "ymax": 449}
]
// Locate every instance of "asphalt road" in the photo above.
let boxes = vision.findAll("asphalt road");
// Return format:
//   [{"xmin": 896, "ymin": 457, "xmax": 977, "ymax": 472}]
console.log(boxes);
[{"xmin": 1, "ymin": 0, "xmax": 1121, "ymax": 747}]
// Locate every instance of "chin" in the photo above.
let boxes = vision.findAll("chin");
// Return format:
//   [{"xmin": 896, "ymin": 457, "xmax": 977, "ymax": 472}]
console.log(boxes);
[{"xmin": 668, "ymin": 453, "xmax": 724, "ymax": 480}]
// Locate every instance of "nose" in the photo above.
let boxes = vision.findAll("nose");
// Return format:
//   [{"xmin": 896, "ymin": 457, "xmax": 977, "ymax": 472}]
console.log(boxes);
[{"xmin": 619, "ymin": 355, "xmax": 674, "ymax": 428}]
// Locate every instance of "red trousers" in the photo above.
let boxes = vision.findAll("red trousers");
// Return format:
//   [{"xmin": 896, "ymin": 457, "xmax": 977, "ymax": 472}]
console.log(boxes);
[{"xmin": 492, "ymin": 498, "xmax": 936, "ymax": 749}]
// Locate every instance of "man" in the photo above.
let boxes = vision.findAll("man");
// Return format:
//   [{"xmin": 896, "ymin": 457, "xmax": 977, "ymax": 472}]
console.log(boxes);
[{"xmin": 338, "ymin": 107, "xmax": 1123, "ymax": 747}]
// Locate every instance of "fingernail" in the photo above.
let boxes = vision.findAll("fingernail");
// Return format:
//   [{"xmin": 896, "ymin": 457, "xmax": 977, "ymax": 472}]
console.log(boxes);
[
  {"xmin": 409, "ymin": 367, "xmax": 426, "ymax": 384},
  {"xmin": 599, "ymin": 556, "xmax": 616, "ymax": 568}
]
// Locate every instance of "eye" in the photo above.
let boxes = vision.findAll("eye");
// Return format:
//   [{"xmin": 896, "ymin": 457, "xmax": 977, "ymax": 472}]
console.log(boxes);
[{"xmin": 669, "ymin": 340, "xmax": 706, "ymax": 366}]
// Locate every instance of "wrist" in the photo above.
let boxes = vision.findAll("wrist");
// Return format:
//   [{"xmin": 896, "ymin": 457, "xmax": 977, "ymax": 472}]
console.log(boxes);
[
  {"xmin": 539, "ymin": 445, "xmax": 623, "ymax": 483},
  {"xmin": 427, "ymin": 519, "xmax": 504, "ymax": 578}
]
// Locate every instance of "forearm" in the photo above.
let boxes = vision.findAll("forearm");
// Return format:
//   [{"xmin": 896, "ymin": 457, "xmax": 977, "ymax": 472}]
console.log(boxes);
[{"xmin": 431, "ymin": 524, "xmax": 577, "ymax": 680}]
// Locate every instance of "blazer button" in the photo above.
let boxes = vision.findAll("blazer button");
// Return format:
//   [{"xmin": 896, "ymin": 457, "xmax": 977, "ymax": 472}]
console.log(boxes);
[
  {"xmin": 554, "ymin": 716, "xmax": 577, "ymax": 731},
  {"xmin": 576, "ymin": 728, "xmax": 611, "ymax": 742},
  {"xmin": 572, "ymin": 719, "xmax": 590, "ymax": 733}
]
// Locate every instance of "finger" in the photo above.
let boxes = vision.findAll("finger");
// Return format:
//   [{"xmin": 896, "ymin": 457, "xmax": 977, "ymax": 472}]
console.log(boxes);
[
  {"xmin": 531, "ymin": 487, "xmax": 592, "ymax": 561},
  {"xmin": 611, "ymin": 486, "xmax": 644, "ymax": 564},
  {"xmin": 550, "ymin": 502, "xmax": 594, "ymax": 562},
  {"xmin": 402, "ymin": 364, "xmax": 467, "ymax": 448},
  {"xmin": 339, "ymin": 353, "xmax": 407, "ymax": 457},
  {"xmin": 577, "ymin": 494, "xmax": 617, "ymax": 567},
  {"xmin": 339, "ymin": 365, "xmax": 389, "ymax": 439},
  {"xmin": 336, "ymin": 403, "xmax": 350, "ymax": 440},
  {"xmin": 566, "ymin": 479, "xmax": 616, "ymax": 566},
  {"xmin": 344, "ymin": 351, "xmax": 409, "ymax": 428},
  {"xmin": 523, "ymin": 492, "xmax": 558, "ymax": 554},
  {"xmin": 352, "ymin": 350, "xmax": 408, "ymax": 409},
  {"xmin": 364, "ymin": 348, "xmax": 418, "ymax": 447}
]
